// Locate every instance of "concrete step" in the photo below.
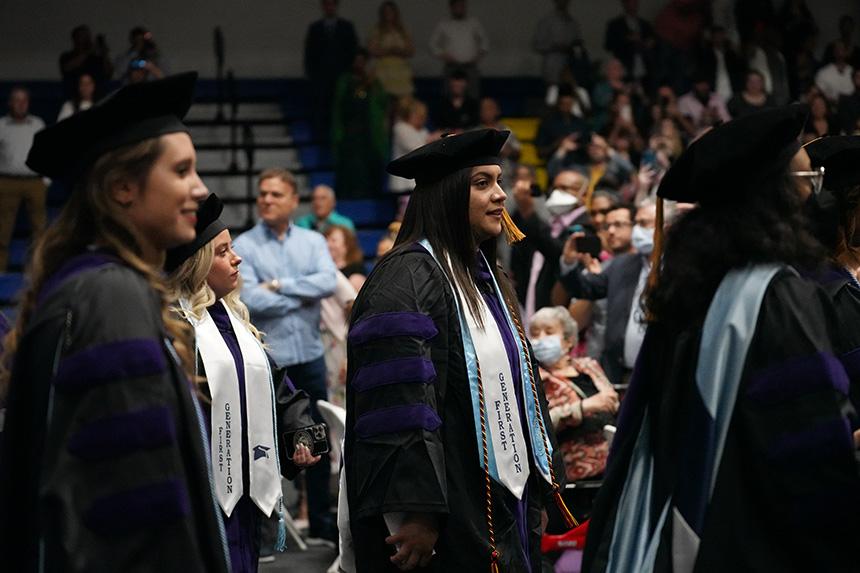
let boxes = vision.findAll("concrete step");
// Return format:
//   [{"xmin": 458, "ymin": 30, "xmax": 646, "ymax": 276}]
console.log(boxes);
[
  {"xmin": 185, "ymin": 102, "xmax": 284, "ymax": 121},
  {"xmin": 195, "ymin": 147, "xmax": 300, "ymax": 171},
  {"xmin": 188, "ymin": 124, "xmax": 291, "ymax": 145}
]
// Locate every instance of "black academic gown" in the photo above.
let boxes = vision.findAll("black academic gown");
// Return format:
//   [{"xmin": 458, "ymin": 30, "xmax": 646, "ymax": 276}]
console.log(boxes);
[
  {"xmin": 343, "ymin": 246, "xmax": 562, "ymax": 573},
  {"xmin": 0, "ymin": 254, "xmax": 230, "ymax": 573},
  {"xmin": 810, "ymin": 264, "xmax": 860, "ymax": 423},
  {"xmin": 583, "ymin": 270, "xmax": 860, "ymax": 573}
]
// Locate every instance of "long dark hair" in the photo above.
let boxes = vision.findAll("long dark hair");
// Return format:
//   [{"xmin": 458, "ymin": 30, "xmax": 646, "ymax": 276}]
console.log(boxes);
[
  {"xmin": 390, "ymin": 167, "xmax": 519, "ymax": 325},
  {"xmin": 646, "ymin": 143, "xmax": 826, "ymax": 329}
]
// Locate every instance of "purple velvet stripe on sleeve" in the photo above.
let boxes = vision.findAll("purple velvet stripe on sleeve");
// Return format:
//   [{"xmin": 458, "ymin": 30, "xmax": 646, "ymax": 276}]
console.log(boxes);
[
  {"xmin": 354, "ymin": 404, "xmax": 442, "ymax": 438},
  {"xmin": 37, "ymin": 252, "xmax": 118, "ymax": 306},
  {"xmin": 766, "ymin": 416, "xmax": 853, "ymax": 466},
  {"xmin": 67, "ymin": 406, "xmax": 177, "ymax": 461},
  {"xmin": 83, "ymin": 480, "xmax": 191, "ymax": 536},
  {"xmin": 348, "ymin": 311, "xmax": 438, "ymax": 346},
  {"xmin": 839, "ymin": 347, "xmax": 860, "ymax": 382},
  {"xmin": 53, "ymin": 338, "xmax": 167, "ymax": 392},
  {"xmin": 745, "ymin": 352, "xmax": 849, "ymax": 405},
  {"xmin": 352, "ymin": 357, "xmax": 436, "ymax": 393}
]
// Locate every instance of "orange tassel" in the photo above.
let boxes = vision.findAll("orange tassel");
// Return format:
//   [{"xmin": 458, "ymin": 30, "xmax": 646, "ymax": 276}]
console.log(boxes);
[
  {"xmin": 554, "ymin": 487, "xmax": 580, "ymax": 529},
  {"xmin": 500, "ymin": 208, "xmax": 526, "ymax": 244}
]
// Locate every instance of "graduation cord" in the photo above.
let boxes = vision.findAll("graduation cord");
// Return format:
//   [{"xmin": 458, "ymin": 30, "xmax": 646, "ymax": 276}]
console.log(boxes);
[
  {"xmin": 506, "ymin": 304, "xmax": 580, "ymax": 530},
  {"xmin": 475, "ymin": 358, "xmax": 502, "ymax": 573}
]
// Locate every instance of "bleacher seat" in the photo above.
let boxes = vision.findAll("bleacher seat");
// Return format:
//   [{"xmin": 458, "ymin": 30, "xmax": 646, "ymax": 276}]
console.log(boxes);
[
  {"xmin": 356, "ymin": 229, "xmax": 386, "ymax": 258},
  {"xmin": 288, "ymin": 120, "xmax": 313, "ymax": 144},
  {"xmin": 1, "ymin": 305, "xmax": 17, "ymax": 327},
  {"xmin": 298, "ymin": 145, "xmax": 333, "ymax": 170},
  {"xmin": 310, "ymin": 171, "xmax": 336, "ymax": 189},
  {"xmin": 0, "ymin": 273, "xmax": 25, "ymax": 306},
  {"xmin": 502, "ymin": 117, "xmax": 540, "ymax": 142},
  {"xmin": 8, "ymin": 239, "xmax": 29, "ymax": 270},
  {"xmin": 337, "ymin": 199, "xmax": 395, "ymax": 227}
]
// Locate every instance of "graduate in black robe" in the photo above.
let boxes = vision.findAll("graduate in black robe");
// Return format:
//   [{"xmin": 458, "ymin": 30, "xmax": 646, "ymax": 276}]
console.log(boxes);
[
  {"xmin": 0, "ymin": 74, "xmax": 230, "ymax": 572},
  {"xmin": 583, "ymin": 106, "xmax": 860, "ymax": 573},
  {"xmin": 803, "ymin": 135, "xmax": 860, "ymax": 423},
  {"xmin": 343, "ymin": 129, "xmax": 577, "ymax": 573}
]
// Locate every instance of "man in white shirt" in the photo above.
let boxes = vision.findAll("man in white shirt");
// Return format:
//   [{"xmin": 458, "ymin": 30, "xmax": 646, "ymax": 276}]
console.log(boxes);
[
  {"xmin": 428, "ymin": 0, "xmax": 488, "ymax": 98},
  {"xmin": 816, "ymin": 41, "xmax": 856, "ymax": 103},
  {"xmin": 677, "ymin": 76, "xmax": 731, "ymax": 135},
  {"xmin": 0, "ymin": 87, "xmax": 46, "ymax": 271}
]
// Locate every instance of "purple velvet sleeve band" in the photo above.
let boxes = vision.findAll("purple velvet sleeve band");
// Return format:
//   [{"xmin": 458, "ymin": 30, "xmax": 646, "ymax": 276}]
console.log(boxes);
[
  {"xmin": 352, "ymin": 357, "xmax": 436, "ymax": 393},
  {"xmin": 349, "ymin": 311, "xmax": 438, "ymax": 346},
  {"xmin": 354, "ymin": 404, "xmax": 442, "ymax": 438},
  {"xmin": 839, "ymin": 347, "xmax": 860, "ymax": 382},
  {"xmin": 83, "ymin": 480, "xmax": 191, "ymax": 535},
  {"xmin": 746, "ymin": 352, "xmax": 849, "ymax": 405},
  {"xmin": 766, "ymin": 416, "xmax": 853, "ymax": 466},
  {"xmin": 53, "ymin": 338, "xmax": 168, "ymax": 392},
  {"xmin": 67, "ymin": 407, "xmax": 177, "ymax": 461}
]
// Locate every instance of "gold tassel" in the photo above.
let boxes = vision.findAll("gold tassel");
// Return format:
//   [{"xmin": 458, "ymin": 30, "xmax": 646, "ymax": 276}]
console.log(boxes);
[
  {"xmin": 553, "ymin": 486, "xmax": 580, "ymax": 528},
  {"xmin": 500, "ymin": 208, "xmax": 526, "ymax": 244}
]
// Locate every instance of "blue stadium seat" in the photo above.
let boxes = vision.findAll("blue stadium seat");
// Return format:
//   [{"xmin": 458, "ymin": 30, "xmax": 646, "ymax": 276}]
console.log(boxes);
[
  {"xmin": 289, "ymin": 120, "xmax": 313, "ymax": 144},
  {"xmin": 338, "ymin": 199, "xmax": 395, "ymax": 227},
  {"xmin": 356, "ymin": 229, "xmax": 386, "ymax": 258},
  {"xmin": 0, "ymin": 273, "xmax": 25, "ymax": 305},
  {"xmin": 1, "ymin": 305, "xmax": 17, "ymax": 329},
  {"xmin": 310, "ymin": 171, "xmax": 336, "ymax": 189},
  {"xmin": 8, "ymin": 239, "xmax": 29, "ymax": 269},
  {"xmin": 298, "ymin": 145, "xmax": 333, "ymax": 170}
]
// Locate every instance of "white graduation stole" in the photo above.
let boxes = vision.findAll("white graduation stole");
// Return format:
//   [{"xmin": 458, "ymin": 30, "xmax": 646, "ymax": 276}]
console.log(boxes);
[
  {"xmin": 461, "ymin": 284, "xmax": 531, "ymax": 500},
  {"xmin": 419, "ymin": 240, "xmax": 553, "ymax": 500},
  {"xmin": 190, "ymin": 301, "xmax": 281, "ymax": 517}
]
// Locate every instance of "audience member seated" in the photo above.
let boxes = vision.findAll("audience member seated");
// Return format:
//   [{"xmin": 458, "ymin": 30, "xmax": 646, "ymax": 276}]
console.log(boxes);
[
  {"xmin": 816, "ymin": 41, "xmax": 856, "ymax": 104},
  {"xmin": 304, "ymin": 0, "xmax": 359, "ymax": 137},
  {"xmin": 56, "ymin": 72, "xmax": 96, "ymax": 122},
  {"xmin": 114, "ymin": 26, "xmax": 166, "ymax": 84},
  {"xmin": 838, "ymin": 69, "xmax": 860, "ymax": 134},
  {"xmin": 332, "ymin": 48, "xmax": 388, "ymax": 199},
  {"xmin": 389, "ymin": 99, "xmax": 438, "ymax": 194},
  {"xmin": 323, "ymin": 225, "xmax": 367, "ymax": 292},
  {"xmin": 823, "ymin": 15, "xmax": 860, "ymax": 69},
  {"xmin": 591, "ymin": 58, "xmax": 632, "ymax": 132},
  {"xmin": 589, "ymin": 191, "xmax": 619, "ymax": 256},
  {"xmin": 695, "ymin": 25, "xmax": 745, "ymax": 103},
  {"xmin": 0, "ymin": 87, "xmax": 46, "ymax": 272},
  {"xmin": 295, "ymin": 184, "xmax": 355, "ymax": 233},
  {"xmin": 604, "ymin": 91, "xmax": 646, "ymax": 158},
  {"xmin": 604, "ymin": 0, "xmax": 656, "ymax": 89},
  {"xmin": 530, "ymin": 306, "xmax": 618, "ymax": 487},
  {"xmin": 58, "ymin": 25, "xmax": 112, "ymax": 99},
  {"xmin": 368, "ymin": 1, "xmax": 415, "ymax": 100},
  {"xmin": 478, "ymin": 96, "xmax": 520, "ymax": 180},
  {"xmin": 649, "ymin": 84, "xmax": 695, "ymax": 139},
  {"xmin": 319, "ymin": 269, "xmax": 357, "ymax": 408},
  {"xmin": 374, "ymin": 221, "xmax": 399, "ymax": 260},
  {"xmin": 802, "ymin": 93, "xmax": 839, "ymax": 142},
  {"xmin": 727, "ymin": 70, "xmax": 775, "ymax": 119},
  {"xmin": 511, "ymin": 169, "xmax": 592, "ymax": 320},
  {"xmin": 550, "ymin": 134, "xmax": 635, "ymax": 201},
  {"xmin": 428, "ymin": 0, "xmax": 488, "ymax": 97},
  {"xmin": 532, "ymin": 0, "xmax": 584, "ymax": 88},
  {"xmin": 431, "ymin": 69, "xmax": 479, "ymax": 133},
  {"xmin": 677, "ymin": 75, "xmax": 730, "ymax": 135},
  {"xmin": 558, "ymin": 201, "xmax": 656, "ymax": 384},
  {"xmin": 545, "ymin": 65, "xmax": 592, "ymax": 119},
  {"xmin": 535, "ymin": 84, "xmax": 591, "ymax": 162}
]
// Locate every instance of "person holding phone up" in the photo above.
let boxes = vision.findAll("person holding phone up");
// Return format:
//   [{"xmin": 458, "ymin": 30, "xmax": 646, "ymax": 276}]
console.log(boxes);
[{"xmin": 558, "ymin": 200, "xmax": 657, "ymax": 384}]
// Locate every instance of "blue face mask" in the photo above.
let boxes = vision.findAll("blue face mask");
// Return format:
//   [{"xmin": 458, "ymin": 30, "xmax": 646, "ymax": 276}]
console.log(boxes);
[
  {"xmin": 531, "ymin": 335, "xmax": 564, "ymax": 367},
  {"xmin": 631, "ymin": 224, "xmax": 654, "ymax": 256}
]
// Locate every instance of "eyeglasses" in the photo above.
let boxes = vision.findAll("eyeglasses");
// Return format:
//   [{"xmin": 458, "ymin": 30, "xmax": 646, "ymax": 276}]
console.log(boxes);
[
  {"xmin": 600, "ymin": 221, "xmax": 633, "ymax": 231},
  {"xmin": 790, "ymin": 166, "xmax": 825, "ymax": 195}
]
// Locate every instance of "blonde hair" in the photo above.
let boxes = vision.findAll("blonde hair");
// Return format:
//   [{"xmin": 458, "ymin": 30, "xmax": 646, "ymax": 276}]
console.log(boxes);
[
  {"xmin": 167, "ymin": 238, "xmax": 263, "ymax": 342},
  {"xmin": 1, "ymin": 137, "xmax": 194, "ymax": 393}
]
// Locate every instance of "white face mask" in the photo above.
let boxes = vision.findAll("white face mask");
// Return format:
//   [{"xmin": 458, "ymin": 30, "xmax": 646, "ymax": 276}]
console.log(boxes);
[
  {"xmin": 631, "ymin": 224, "xmax": 654, "ymax": 255},
  {"xmin": 545, "ymin": 190, "xmax": 579, "ymax": 217},
  {"xmin": 530, "ymin": 335, "xmax": 564, "ymax": 367}
]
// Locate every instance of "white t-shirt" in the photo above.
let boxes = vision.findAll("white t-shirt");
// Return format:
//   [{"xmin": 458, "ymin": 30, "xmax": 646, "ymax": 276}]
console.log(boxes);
[
  {"xmin": 0, "ymin": 115, "xmax": 45, "ymax": 176},
  {"xmin": 429, "ymin": 17, "xmax": 489, "ymax": 64},
  {"xmin": 815, "ymin": 64, "xmax": 855, "ymax": 103},
  {"xmin": 389, "ymin": 120, "xmax": 429, "ymax": 193},
  {"xmin": 57, "ymin": 99, "xmax": 93, "ymax": 122}
]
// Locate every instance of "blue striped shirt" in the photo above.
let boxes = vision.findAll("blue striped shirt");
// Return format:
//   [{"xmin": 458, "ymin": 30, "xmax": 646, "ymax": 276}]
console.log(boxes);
[{"xmin": 234, "ymin": 222, "xmax": 337, "ymax": 367}]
